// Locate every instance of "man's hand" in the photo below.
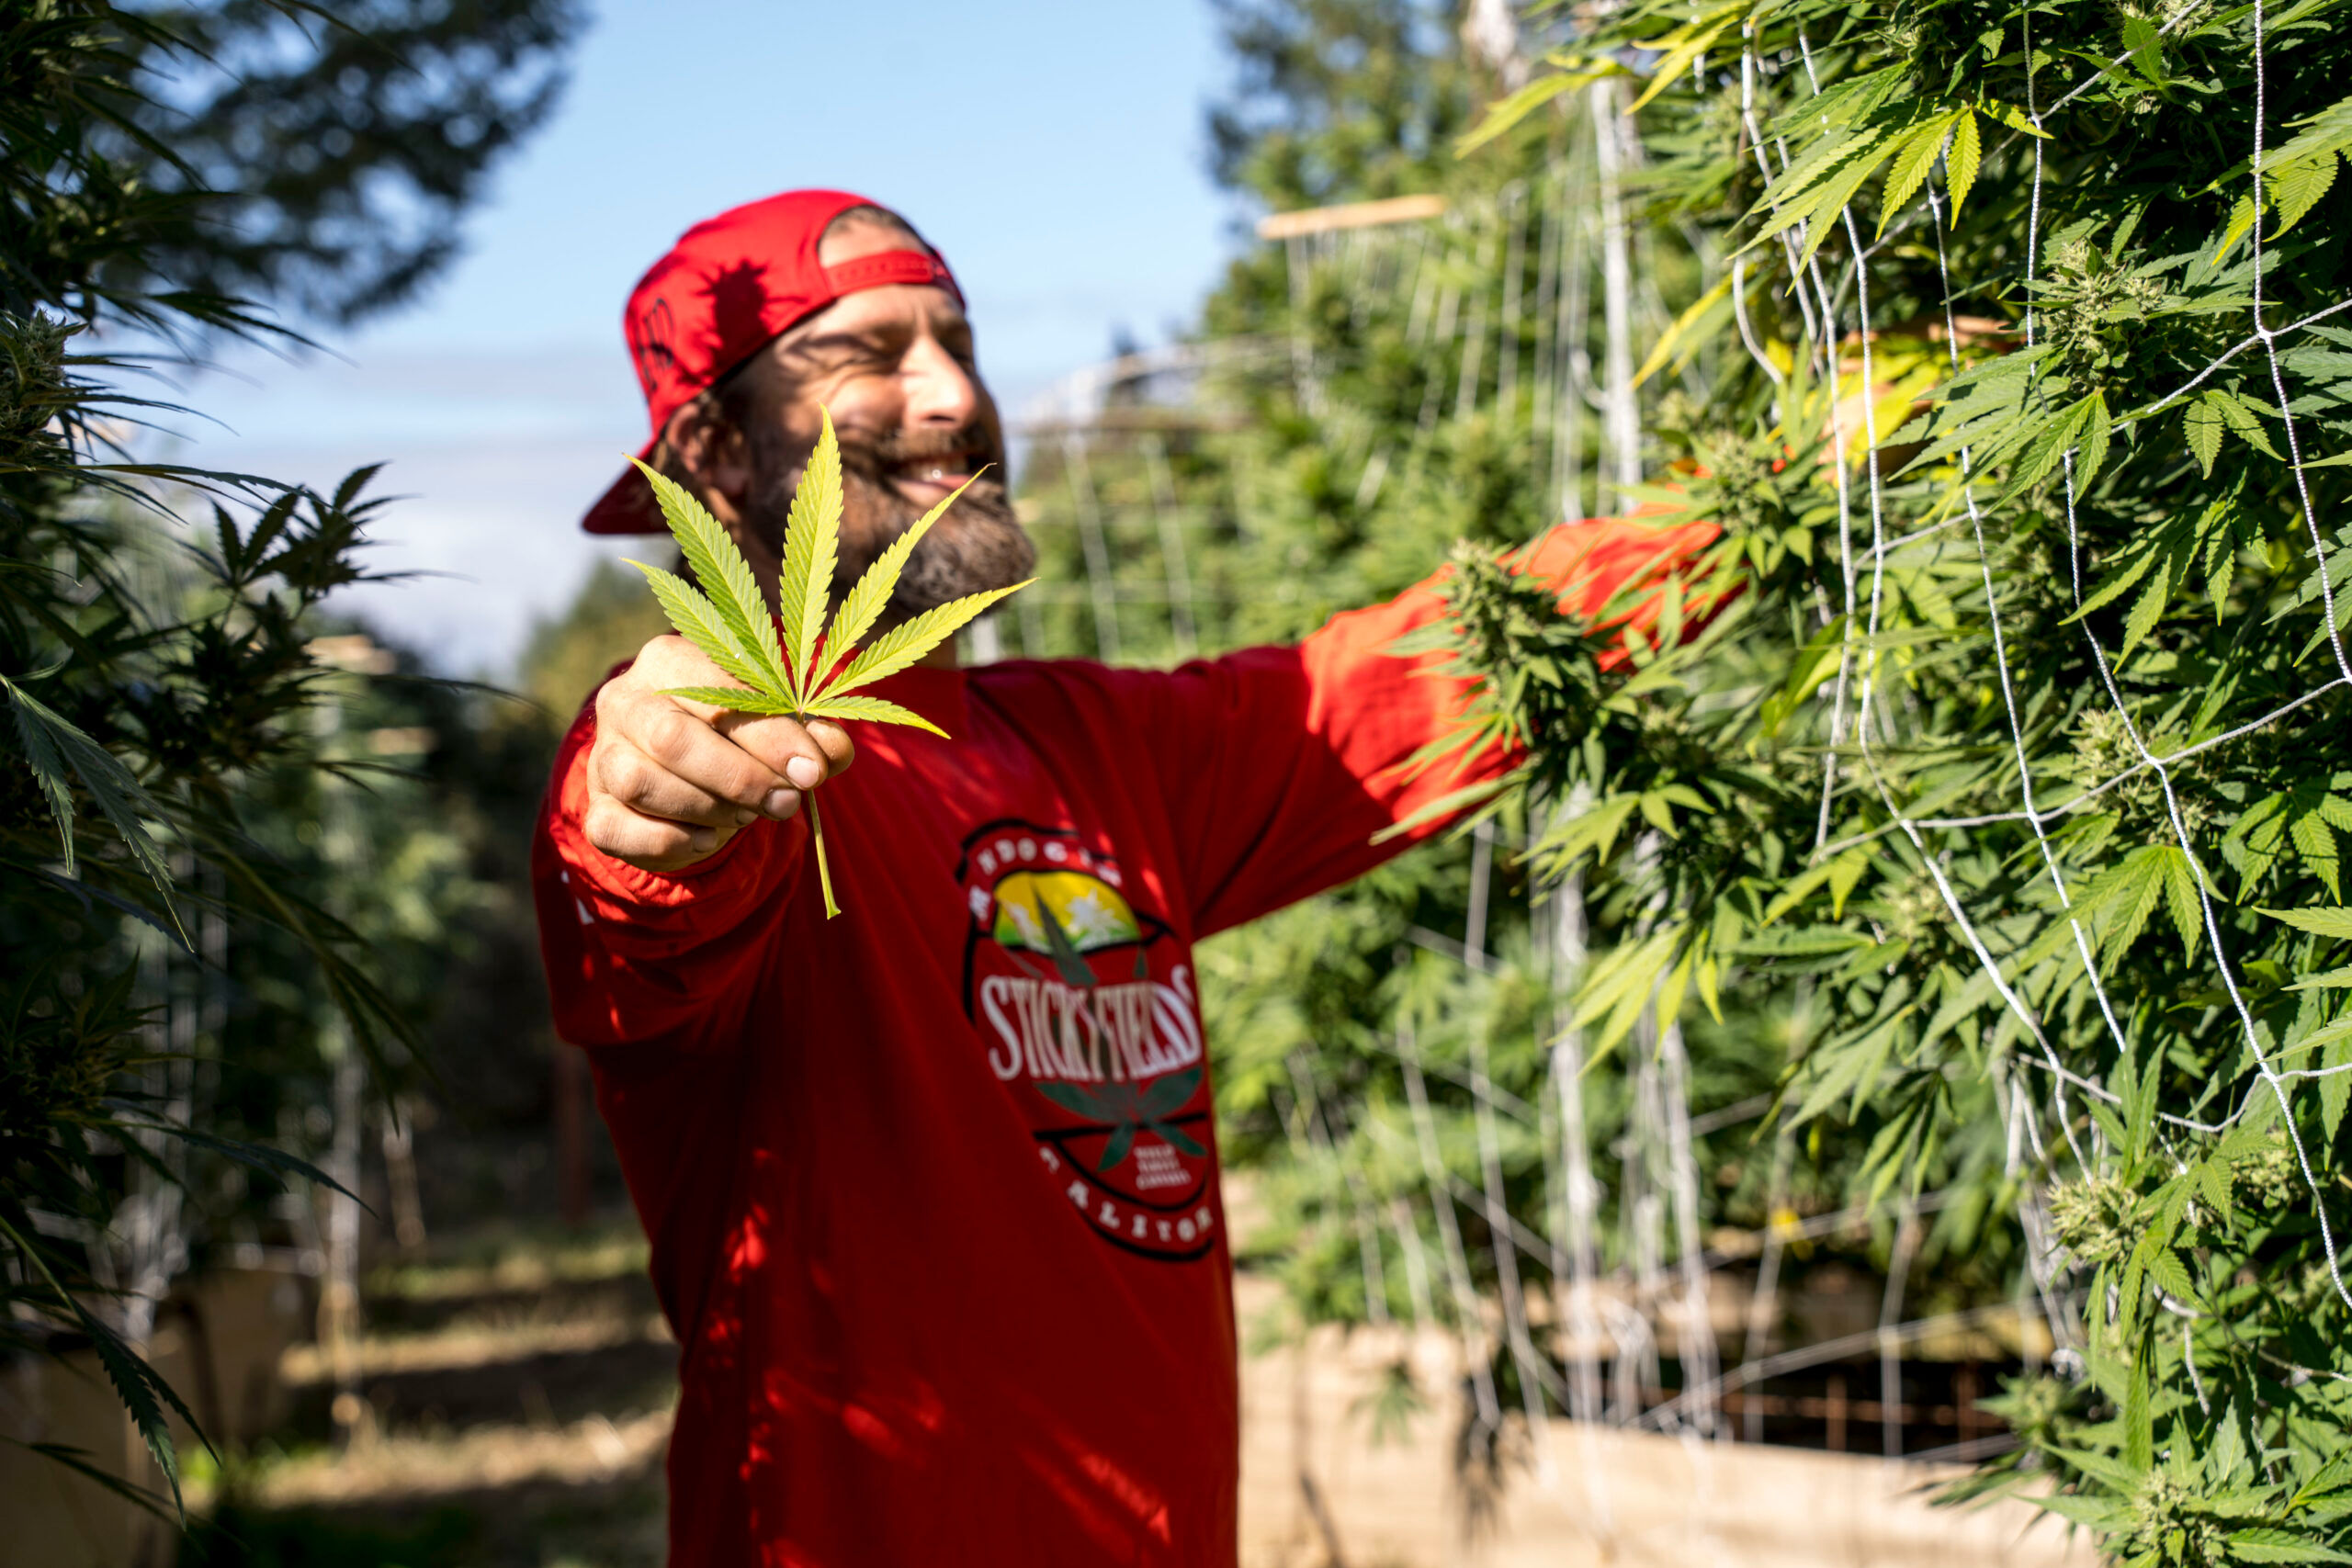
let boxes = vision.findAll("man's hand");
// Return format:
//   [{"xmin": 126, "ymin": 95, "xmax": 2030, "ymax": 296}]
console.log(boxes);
[{"xmin": 584, "ymin": 635, "xmax": 854, "ymax": 873}]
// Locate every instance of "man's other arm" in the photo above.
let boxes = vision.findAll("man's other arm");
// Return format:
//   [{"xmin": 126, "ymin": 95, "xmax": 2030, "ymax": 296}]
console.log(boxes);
[{"xmin": 1115, "ymin": 514, "xmax": 1720, "ymax": 938}]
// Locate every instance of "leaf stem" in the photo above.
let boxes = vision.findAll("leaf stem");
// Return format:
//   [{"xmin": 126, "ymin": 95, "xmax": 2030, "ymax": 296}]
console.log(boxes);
[{"xmin": 807, "ymin": 788, "xmax": 840, "ymax": 919}]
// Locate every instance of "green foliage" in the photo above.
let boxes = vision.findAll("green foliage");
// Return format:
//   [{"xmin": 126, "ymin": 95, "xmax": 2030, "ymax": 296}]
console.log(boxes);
[
  {"xmin": 1420, "ymin": 0, "xmax": 2352, "ymax": 1551},
  {"xmin": 2, "ymin": 307, "xmax": 400, "ymax": 1527},
  {"xmin": 626, "ymin": 415, "xmax": 1029, "ymax": 916},
  {"xmin": 1209, "ymin": 0, "xmax": 1472, "ymax": 210},
  {"xmin": 3, "ymin": 0, "xmax": 571, "ymax": 1517}
]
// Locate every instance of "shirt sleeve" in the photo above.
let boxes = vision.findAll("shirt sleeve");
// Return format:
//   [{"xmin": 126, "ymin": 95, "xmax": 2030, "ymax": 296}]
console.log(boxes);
[
  {"xmin": 1099, "ymin": 513, "xmax": 1722, "ymax": 940},
  {"xmin": 531, "ymin": 698, "xmax": 808, "ymax": 1054}
]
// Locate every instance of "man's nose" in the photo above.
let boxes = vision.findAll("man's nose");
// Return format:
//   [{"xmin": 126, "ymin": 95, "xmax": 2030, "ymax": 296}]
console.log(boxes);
[{"xmin": 900, "ymin": 332, "xmax": 980, "ymax": 428}]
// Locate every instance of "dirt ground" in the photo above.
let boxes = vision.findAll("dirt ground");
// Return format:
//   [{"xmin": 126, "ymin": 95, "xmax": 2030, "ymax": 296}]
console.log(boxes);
[{"xmin": 176, "ymin": 1220, "xmax": 675, "ymax": 1568}]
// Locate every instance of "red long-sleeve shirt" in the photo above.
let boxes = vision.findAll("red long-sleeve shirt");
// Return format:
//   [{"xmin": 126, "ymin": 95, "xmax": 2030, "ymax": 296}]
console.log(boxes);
[{"xmin": 530, "ymin": 518, "xmax": 1714, "ymax": 1568}]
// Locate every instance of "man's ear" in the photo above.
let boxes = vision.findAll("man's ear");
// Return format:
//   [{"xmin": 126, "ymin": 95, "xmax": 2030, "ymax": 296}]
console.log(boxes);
[{"xmin": 662, "ymin": 400, "xmax": 754, "ymax": 520}]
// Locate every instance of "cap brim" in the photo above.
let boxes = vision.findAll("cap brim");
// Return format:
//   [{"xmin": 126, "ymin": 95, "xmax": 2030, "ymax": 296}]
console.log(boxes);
[{"xmin": 582, "ymin": 436, "xmax": 665, "ymax": 534}]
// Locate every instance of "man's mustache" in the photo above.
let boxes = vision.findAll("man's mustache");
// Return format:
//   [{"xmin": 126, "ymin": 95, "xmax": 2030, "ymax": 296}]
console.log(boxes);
[{"xmin": 835, "ymin": 423, "xmax": 1002, "ymax": 485}]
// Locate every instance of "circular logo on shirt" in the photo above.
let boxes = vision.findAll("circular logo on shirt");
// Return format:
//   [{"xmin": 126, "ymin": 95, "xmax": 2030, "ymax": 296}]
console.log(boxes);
[{"xmin": 956, "ymin": 819, "xmax": 1220, "ymax": 1262}]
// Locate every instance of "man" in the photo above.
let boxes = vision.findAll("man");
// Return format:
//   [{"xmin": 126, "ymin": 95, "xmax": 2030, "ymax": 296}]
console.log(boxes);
[{"xmin": 534, "ymin": 187, "xmax": 1707, "ymax": 1566}]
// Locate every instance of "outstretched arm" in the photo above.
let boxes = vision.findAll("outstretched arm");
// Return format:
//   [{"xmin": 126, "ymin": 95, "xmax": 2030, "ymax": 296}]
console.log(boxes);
[
  {"xmin": 1088, "ymin": 514, "xmax": 1721, "ymax": 937},
  {"xmin": 532, "ymin": 634, "xmax": 852, "ymax": 1053}
]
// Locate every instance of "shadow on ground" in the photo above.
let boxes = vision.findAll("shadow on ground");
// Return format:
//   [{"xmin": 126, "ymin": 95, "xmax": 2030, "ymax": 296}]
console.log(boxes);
[
  {"xmin": 181, "ymin": 1219, "xmax": 674, "ymax": 1568},
  {"xmin": 182, "ymin": 1468, "xmax": 663, "ymax": 1568}
]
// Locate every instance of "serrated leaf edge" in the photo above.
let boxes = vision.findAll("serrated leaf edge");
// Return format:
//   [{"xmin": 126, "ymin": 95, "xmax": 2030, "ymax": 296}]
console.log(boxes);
[
  {"xmin": 628, "ymin": 457, "xmax": 790, "ymax": 695},
  {"xmin": 824, "ymin": 581, "xmax": 1035, "ymax": 698}
]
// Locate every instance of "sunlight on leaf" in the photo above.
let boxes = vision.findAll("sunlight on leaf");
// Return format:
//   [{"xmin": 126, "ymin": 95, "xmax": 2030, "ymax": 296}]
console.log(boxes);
[{"xmin": 625, "ymin": 407, "xmax": 1033, "ymax": 917}]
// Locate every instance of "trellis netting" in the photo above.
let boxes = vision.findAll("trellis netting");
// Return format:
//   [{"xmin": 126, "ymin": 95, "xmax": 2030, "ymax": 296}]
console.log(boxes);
[
  {"xmin": 1004, "ymin": 0, "xmax": 2352, "ymax": 1554},
  {"xmin": 1012, "ymin": 175, "xmax": 2010, "ymax": 1472}
]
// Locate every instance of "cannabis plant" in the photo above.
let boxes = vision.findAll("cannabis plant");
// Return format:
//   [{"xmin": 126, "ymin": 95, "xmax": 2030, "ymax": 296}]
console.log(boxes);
[
  {"xmin": 4, "ymin": 0, "xmax": 571, "ymax": 1518},
  {"xmin": 1438, "ymin": 0, "xmax": 2352, "ymax": 1554}
]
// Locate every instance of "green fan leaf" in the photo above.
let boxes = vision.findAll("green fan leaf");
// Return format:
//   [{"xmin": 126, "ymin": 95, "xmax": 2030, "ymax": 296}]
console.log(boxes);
[
  {"xmin": 779, "ymin": 409, "xmax": 844, "ymax": 692},
  {"xmin": 629, "ymin": 457, "xmax": 790, "ymax": 696},
  {"xmin": 2186, "ymin": 396, "xmax": 2224, "ymax": 475},
  {"xmin": 105, "ymin": 1108, "xmax": 369, "ymax": 1207},
  {"xmin": 7, "ymin": 1441, "xmax": 177, "ymax": 1524},
  {"xmin": 0, "ymin": 1214, "xmax": 206, "ymax": 1518},
  {"xmin": 1995, "ymin": 390, "xmax": 2102, "ymax": 507},
  {"xmin": 6, "ymin": 679, "xmax": 79, "ymax": 873},
  {"xmin": 1945, "ymin": 107, "xmax": 1981, "ymax": 217},
  {"xmin": 825, "ymin": 581, "xmax": 1035, "ymax": 697},
  {"xmin": 798, "ymin": 694, "xmax": 950, "ymax": 738},
  {"xmin": 2227, "ymin": 1531, "xmax": 2352, "ymax": 1564},
  {"xmin": 2324, "ymin": 1030, "xmax": 2352, "ymax": 1142},
  {"xmin": 73, "ymin": 1298, "xmax": 201, "ymax": 1517},
  {"xmin": 1880, "ymin": 115, "xmax": 1958, "ymax": 234},
  {"xmin": 4, "ymin": 675, "xmax": 183, "ymax": 939},
  {"xmin": 622, "ymin": 402, "xmax": 1030, "ymax": 919},
  {"xmin": 1626, "ymin": 1, "xmax": 1748, "ymax": 114},
  {"xmin": 826, "ymin": 473, "xmax": 983, "ymax": 667},
  {"xmin": 2211, "ymin": 390, "xmax": 2284, "ymax": 458},
  {"xmin": 2072, "ymin": 390, "xmax": 2112, "ymax": 491},
  {"xmin": 2271, "ymin": 152, "xmax": 2340, "ymax": 238},
  {"xmin": 659, "ymin": 686, "xmax": 808, "ymax": 716},
  {"xmin": 626, "ymin": 561, "xmax": 776, "ymax": 693},
  {"xmin": 1456, "ymin": 62, "xmax": 1620, "ymax": 156},
  {"xmin": 2259, "ymin": 906, "xmax": 2352, "ymax": 940}
]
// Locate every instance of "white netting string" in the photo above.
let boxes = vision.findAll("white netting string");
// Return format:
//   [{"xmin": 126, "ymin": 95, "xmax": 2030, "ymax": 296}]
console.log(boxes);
[{"xmin": 1029, "ymin": 17, "xmax": 2351, "ymax": 1472}]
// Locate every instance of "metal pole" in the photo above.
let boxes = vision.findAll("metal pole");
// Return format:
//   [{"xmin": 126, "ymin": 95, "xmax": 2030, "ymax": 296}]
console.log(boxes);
[
  {"xmin": 1554, "ymin": 138, "xmax": 1594, "ymax": 520},
  {"xmin": 1141, "ymin": 434, "xmax": 1197, "ymax": 660},
  {"xmin": 1880, "ymin": 1202, "xmax": 1921, "ymax": 1459},
  {"xmin": 1660, "ymin": 1015, "xmax": 1722, "ymax": 1438},
  {"xmin": 1397, "ymin": 1016, "xmax": 1503, "ymax": 1434},
  {"xmin": 1550, "ymin": 872, "xmax": 1605, "ymax": 1427},
  {"xmin": 1593, "ymin": 78, "xmax": 1643, "ymax": 511},
  {"xmin": 1498, "ymin": 186, "xmax": 1528, "ymax": 434},
  {"xmin": 1059, "ymin": 432, "xmax": 1122, "ymax": 662}
]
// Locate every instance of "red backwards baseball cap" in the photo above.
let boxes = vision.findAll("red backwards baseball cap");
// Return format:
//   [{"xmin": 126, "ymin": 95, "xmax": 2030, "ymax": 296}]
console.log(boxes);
[{"xmin": 581, "ymin": 187, "xmax": 964, "ymax": 535}]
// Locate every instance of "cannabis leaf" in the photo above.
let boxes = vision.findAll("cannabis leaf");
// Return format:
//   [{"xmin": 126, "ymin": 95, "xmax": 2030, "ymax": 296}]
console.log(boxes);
[
  {"xmin": 625, "ymin": 407, "xmax": 1031, "ymax": 918},
  {"xmin": 0, "ymin": 1212, "xmax": 210, "ymax": 1520},
  {"xmin": 5, "ymin": 672, "xmax": 186, "ymax": 941},
  {"xmin": 2065, "ymin": 489, "xmax": 2258, "ymax": 656},
  {"xmin": 1035, "ymin": 1065, "xmax": 1208, "ymax": 1172}
]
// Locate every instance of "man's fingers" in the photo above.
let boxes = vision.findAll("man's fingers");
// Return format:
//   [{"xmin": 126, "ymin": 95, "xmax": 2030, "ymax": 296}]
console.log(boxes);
[
  {"xmin": 588, "ymin": 664, "xmax": 853, "ymax": 871},
  {"xmin": 592, "ymin": 737, "xmax": 756, "ymax": 829},
  {"xmin": 806, "ymin": 718, "xmax": 854, "ymax": 779},
  {"xmin": 583, "ymin": 794, "xmax": 724, "ymax": 871},
  {"xmin": 616, "ymin": 694, "xmax": 798, "ymax": 813},
  {"xmin": 720, "ymin": 713, "xmax": 854, "ymax": 789}
]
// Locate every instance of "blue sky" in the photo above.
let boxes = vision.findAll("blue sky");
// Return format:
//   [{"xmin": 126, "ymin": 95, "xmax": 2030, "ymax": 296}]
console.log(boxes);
[{"xmin": 175, "ymin": 0, "xmax": 1241, "ymax": 674}]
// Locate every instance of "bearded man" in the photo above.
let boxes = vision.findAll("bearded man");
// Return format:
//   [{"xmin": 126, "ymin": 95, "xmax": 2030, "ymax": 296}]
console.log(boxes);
[{"xmin": 534, "ymin": 188, "xmax": 1709, "ymax": 1566}]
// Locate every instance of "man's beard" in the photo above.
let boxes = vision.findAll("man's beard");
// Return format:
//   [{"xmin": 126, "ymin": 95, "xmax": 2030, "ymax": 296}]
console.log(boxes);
[{"xmin": 743, "ymin": 423, "xmax": 1034, "ymax": 625}]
